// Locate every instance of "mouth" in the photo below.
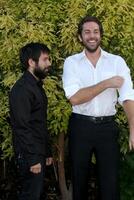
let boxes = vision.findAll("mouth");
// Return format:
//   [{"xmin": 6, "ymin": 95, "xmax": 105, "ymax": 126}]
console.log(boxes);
[
  {"xmin": 44, "ymin": 67, "xmax": 51, "ymax": 73},
  {"xmin": 88, "ymin": 40, "xmax": 96, "ymax": 44},
  {"xmin": 44, "ymin": 67, "xmax": 49, "ymax": 71}
]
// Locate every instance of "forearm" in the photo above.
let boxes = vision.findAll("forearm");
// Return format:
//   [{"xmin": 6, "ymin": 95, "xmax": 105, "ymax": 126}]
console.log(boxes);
[
  {"xmin": 46, "ymin": 132, "xmax": 52, "ymax": 157},
  {"xmin": 69, "ymin": 79, "xmax": 109, "ymax": 106},
  {"xmin": 123, "ymin": 100, "xmax": 134, "ymax": 131},
  {"xmin": 123, "ymin": 100, "xmax": 134, "ymax": 150}
]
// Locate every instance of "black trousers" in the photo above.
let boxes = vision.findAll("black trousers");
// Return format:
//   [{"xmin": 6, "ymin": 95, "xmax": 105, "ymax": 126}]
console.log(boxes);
[
  {"xmin": 16, "ymin": 154, "xmax": 45, "ymax": 200},
  {"xmin": 69, "ymin": 114, "xmax": 120, "ymax": 200}
]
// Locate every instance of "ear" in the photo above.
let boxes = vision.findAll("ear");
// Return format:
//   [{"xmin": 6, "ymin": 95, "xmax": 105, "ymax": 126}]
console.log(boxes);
[
  {"xmin": 78, "ymin": 35, "xmax": 82, "ymax": 42},
  {"xmin": 28, "ymin": 58, "xmax": 35, "ymax": 68}
]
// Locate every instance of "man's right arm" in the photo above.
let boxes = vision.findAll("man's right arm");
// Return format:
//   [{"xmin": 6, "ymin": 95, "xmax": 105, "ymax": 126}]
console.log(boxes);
[
  {"xmin": 9, "ymin": 86, "xmax": 41, "ymax": 169},
  {"xmin": 69, "ymin": 76, "xmax": 124, "ymax": 106}
]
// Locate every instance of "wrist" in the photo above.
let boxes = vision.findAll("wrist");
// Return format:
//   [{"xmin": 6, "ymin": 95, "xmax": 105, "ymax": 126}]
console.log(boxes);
[{"xmin": 101, "ymin": 79, "xmax": 109, "ymax": 89}]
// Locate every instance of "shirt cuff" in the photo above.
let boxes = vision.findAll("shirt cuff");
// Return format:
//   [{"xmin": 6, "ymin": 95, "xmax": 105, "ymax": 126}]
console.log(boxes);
[
  {"xmin": 118, "ymin": 93, "xmax": 134, "ymax": 105},
  {"xmin": 26, "ymin": 153, "xmax": 42, "ymax": 167},
  {"xmin": 64, "ymin": 85, "xmax": 80, "ymax": 99}
]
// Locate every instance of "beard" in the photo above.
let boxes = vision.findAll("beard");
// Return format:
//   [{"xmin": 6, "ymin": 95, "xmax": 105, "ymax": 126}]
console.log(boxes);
[
  {"xmin": 85, "ymin": 43, "xmax": 100, "ymax": 53},
  {"xmin": 82, "ymin": 39, "xmax": 101, "ymax": 53},
  {"xmin": 33, "ymin": 66, "xmax": 50, "ymax": 79}
]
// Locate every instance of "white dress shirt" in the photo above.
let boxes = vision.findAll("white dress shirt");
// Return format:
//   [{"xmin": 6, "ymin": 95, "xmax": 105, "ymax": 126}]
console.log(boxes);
[{"xmin": 62, "ymin": 49, "xmax": 134, "ymax": 116}]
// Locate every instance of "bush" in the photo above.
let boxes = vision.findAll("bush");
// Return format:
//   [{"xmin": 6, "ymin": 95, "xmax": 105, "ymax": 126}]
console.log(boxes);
[{"xmin": 0, "ymin": 0, "xmax": 134, "ymax": 198}]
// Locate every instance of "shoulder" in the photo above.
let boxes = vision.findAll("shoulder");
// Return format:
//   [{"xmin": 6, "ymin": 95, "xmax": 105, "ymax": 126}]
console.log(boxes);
[
  {"xmin": 64, "ymin": 52, "xmax": 83, "ymax": 63},
  {"xmin": 10, "ymin": 75, "xmax": 32, "ymax": 98},
  {"xmin": 103, "ymin": 51, "xmax": 129, "ymax": 74},
  {"xmin": 103, "ymin": 50, "xmax": 126, "ymax": 62},
  {"xmin": 64, "ymin": 52, "xmax": 83, "ymax": 71}
]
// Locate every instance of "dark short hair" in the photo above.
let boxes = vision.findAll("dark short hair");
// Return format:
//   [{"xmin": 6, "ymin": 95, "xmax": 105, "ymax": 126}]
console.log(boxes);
[
  {"xmin": 78, "ymin": 16, "xmax": 103, "ymax": 36},
  {"xmin": 19, "ymin": 42, "xmax": 50, "ymax": 70}
]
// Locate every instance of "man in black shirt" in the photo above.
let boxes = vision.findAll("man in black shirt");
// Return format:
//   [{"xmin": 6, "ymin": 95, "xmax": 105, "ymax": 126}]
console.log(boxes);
[{"xmin": 9, "ymin": 42, "xmax": 53, "ymax": 200}]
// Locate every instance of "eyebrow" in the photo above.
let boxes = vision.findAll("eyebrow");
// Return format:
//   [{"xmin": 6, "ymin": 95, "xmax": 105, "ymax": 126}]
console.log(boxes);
[{"xmin": 83, "ymin": 28, "xmax": 99, "ymax": 32}]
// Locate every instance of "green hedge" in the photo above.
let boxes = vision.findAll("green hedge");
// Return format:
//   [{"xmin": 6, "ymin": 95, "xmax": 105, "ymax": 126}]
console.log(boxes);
[{"xmin": 0, "ymin": 0, "xmax": 134, "ymax": 197}]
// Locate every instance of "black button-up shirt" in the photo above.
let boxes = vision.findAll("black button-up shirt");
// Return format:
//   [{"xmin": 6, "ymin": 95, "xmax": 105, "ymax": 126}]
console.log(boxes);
[{"xmin": 9, "ymin": 71, "xmax": 51, "ymax": 166}]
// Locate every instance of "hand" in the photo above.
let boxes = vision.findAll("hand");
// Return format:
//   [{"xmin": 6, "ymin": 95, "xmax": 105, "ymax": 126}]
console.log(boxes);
[
  {"xmin": 129, "ymin": 133, "xmax": 134, "ymax": 151},
  {"xmin": 104, "ymin": 76, "xmax": 124, "ymax": 88},
  {"xmin": 46, "ymin": 157, "xmax": 53, "ymax": 166},
  {"xmin": 30, "ymin": 163, "xmax": 41, "ymax": 174}
]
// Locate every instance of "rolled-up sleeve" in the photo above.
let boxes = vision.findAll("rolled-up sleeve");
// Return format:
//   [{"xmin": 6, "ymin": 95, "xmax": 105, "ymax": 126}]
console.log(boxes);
[
  {"xmin": 117, "ymin": 56, "xmax": 134, "ymax": 104},
  {"xmin": 62, "ymin": 57, "xmax": 80, "ymax": 99}
]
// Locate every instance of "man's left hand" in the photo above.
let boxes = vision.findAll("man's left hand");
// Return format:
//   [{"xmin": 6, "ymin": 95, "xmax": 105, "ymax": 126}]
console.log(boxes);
[
  {"xmin": 46, "ymin": 157, "xmax": 53, "ymax": 166},
  {"xmin": 129, "ymin": 133, "xmax": 134, "ymax": 150}
]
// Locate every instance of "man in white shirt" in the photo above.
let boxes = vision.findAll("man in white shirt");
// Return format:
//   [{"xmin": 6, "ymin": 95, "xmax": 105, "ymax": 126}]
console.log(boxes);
[{"xmin": 62, "ymin": 16, "xmax": 134, "ymax": 200}]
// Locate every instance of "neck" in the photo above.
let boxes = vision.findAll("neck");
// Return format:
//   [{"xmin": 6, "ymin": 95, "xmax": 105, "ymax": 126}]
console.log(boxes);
[
  {"xmin": 85, "ymin": 47, "xmax": 101, "ymax": 60},
  {"xmin": 27, "ymin": 68, "xmax": 39, "ymax": 81},
  {"xmin": 85, "ymin": 47, "xmax": 101, "ymax": 67}
]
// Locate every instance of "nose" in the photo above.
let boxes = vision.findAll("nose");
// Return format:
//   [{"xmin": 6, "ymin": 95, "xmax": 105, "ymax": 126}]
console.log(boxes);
[
  {"xmin": 89, "ymin": 32, "xmax": 95, "ymax": 38},
  {"xmin": 48, "ymin": 59, "xmax": 51, "ymax": 67}
]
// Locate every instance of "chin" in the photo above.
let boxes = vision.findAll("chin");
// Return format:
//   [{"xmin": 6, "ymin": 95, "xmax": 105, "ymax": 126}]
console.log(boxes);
[{"xmin": 87, "ymin": 48, "xmax": 98, "ymax": 53}]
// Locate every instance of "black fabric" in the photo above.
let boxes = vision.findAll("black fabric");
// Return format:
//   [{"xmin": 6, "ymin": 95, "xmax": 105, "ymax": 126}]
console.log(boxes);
[
  {"xmin": 69, "ymin": 113, "xmax": 120, "ymax": 200},
  {"xmin": 16, "ymin": 153, "xmax": 45, "ymax": 200},
  {"xmin": 9, "ymin": 71, "xmax": 51, "ymax": 167}
]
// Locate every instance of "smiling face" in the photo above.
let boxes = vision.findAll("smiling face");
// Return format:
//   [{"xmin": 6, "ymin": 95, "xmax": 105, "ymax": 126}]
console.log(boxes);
[{"xmin": 79, "ymin": 21, "xmax": 101, "ymax": 53}]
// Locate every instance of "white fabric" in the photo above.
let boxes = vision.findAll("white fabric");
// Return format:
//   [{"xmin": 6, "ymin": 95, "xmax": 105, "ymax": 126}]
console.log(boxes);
[{"xmin": 62, "ymin": 49, "xmax": 134, "ymax": 116}]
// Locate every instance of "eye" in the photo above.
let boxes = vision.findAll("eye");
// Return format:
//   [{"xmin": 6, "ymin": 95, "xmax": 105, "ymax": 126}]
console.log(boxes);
[
  {"xmin": 84, "ymin": 31, "xmax": 90, "ymax": 34},
  {"xmin": 94, "ymin": 30, "xmax": 99, "ymax": 34}
]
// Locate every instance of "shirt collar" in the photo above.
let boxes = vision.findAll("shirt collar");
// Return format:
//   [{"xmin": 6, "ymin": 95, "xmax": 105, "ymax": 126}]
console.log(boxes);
[
  {"xmin": 79, "ymin": 48, "xmax": 109, "ymax": 60},
  {"xmin": 23, "ymin": 70, "xmax": 43, "ymax": 87},
  {"xmin": 100, "ymin": 49, "xmax": 109, "ymax": 58}
]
